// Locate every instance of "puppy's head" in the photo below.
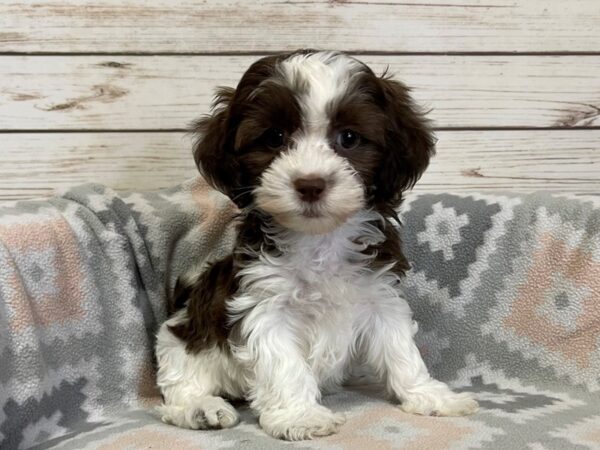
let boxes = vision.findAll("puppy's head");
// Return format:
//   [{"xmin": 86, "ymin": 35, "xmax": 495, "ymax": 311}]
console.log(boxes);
[{"xmin": 193, "ymin": 50, "xmax": 435, "ymax": 234}]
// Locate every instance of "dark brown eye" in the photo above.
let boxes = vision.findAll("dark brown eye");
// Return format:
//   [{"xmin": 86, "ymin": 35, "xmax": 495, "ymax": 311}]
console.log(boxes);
[
  {"xmin": 263, "ymin": 128, "xmax": 286, "ymax": 149},
  {"xmin": 336, "ymin": 130, "xmax": 361, "ymax": 150}
]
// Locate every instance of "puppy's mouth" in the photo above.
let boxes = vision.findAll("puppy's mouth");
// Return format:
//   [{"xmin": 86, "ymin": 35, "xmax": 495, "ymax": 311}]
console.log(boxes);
[
  {"xmin": 300, "ymin": 205, "xmax": 323, "ymax": 218},
  {"xmin": 301, "ymin": 211, "xmax": 321, "ymax": 218},
  {"xmin": 256, "ymin": 195, "xmax": 363, "ymax": 235}
]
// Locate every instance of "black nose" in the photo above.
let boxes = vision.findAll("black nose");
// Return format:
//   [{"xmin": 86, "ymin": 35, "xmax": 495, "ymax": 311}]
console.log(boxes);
[{"xmin": 294, "ymin": 177, "xmax": 326, "ymax": 203}]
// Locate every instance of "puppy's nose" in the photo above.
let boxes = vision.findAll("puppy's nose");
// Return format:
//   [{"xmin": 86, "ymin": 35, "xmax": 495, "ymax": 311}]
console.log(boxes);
[{"xmin": 294, "ymin": 177, "xmax": 326, "ymax": 203}]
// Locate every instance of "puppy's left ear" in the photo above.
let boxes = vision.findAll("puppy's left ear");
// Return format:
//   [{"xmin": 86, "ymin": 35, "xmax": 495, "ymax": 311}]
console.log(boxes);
[{"xmin": 373, "ymin": 76, "xmax": 436, "ymax": 208}]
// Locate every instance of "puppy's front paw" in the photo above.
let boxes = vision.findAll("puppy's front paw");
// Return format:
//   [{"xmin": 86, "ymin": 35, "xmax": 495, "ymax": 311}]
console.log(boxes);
[
  {"xmin": 399, "ymin": 382, "xmax": 479, "ymax": 417},
  {"xmin": 260, "ymin": 405, "xmax": 346, "ymax": 440},
  {"xmin": 158, "ymin": 396, "xmax": 240, "ymax": 430}
]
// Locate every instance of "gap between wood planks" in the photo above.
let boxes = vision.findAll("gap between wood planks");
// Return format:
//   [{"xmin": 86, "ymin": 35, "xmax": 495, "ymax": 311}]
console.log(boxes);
[
  {"xmin": 1, "ymin": 127, "xmax": 600, "ymax": 134},
  {"xmin": 1, "ymin": 52, "xmax": 600, "ymax": 57}
]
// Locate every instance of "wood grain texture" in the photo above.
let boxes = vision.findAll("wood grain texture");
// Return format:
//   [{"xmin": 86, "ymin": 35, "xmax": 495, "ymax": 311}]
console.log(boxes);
[
  {"xmin": 2, "ymin": 55, "xmax": 600, "ymax": 130},
  {"xmin": 1, "ymin": 130, "xmax": 597, "ymax": 201},
  {"xmin": 0, "ymin": 133, "xmax": 197, "ymax": 201},
  {"xmin": 418, "ymin": 130, "xmax": 600, "ymax": 193},
  {"xmin": 1, "ymin": 1, "xmax": 599, "ymax": 53}
]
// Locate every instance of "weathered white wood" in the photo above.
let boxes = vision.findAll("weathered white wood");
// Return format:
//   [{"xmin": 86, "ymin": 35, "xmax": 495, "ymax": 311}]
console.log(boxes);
[
  {"xmin": 417, "ymin": 130, "xmax": 600, "ymax": 194},
  {"xmin": 2, "ymin": 55, "xmax": 600, "ymax": 130},
  {"xmin": 1, "ymin": 0, "xmax": 599, "ymax": 53},
  {"xmin": 0, "ymin": 130, "xmax": 597, "ymax": 201},
  {"xmin": 0, "ymin": 133, "xmax": 197, "ymax": 200}
]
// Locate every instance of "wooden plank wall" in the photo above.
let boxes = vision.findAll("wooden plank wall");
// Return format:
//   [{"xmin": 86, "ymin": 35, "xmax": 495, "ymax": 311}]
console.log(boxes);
[{"xmin": 1, "ymin": 0, "xmax": 599, "ymax": 200}]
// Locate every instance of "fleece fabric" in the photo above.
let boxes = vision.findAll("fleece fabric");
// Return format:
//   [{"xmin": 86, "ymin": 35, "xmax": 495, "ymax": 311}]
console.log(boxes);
[{"xmin": 0, "ymin": 179, "xmax": 599, "ymax": 449}]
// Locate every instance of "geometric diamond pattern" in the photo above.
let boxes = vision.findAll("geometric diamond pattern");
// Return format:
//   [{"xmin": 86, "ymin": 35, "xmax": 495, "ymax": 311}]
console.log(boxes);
[
  {"xmin": 417, "ymin": 202, "xmax": 469, "ymax": 261},
  {"xmin": 1, "ymin": 182, "xmax": 600, "ymax": 449}
]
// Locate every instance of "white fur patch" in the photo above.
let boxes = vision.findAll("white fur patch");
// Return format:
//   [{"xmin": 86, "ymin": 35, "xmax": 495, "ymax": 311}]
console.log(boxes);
[{"xmin": 279, "ymin": 51, "xmax": 364, "ymax": 134}]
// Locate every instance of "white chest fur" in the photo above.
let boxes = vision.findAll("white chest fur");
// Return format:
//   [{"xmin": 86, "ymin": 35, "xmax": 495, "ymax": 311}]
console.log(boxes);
[{"xmin": 229, "ymin": 209, "xmax": 402, "ymax": 386}]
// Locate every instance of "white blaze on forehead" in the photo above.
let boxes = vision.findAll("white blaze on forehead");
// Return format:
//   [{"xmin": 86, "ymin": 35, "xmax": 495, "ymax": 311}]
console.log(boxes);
[{"xmin": 279, "ymin": 52, "xmax": 365, "ymax": 133}]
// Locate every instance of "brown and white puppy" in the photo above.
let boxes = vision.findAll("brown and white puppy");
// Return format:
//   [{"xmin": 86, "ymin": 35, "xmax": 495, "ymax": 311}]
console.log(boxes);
[{"xmin": 155, "ymin": 50, "xmax": 478, "ymax": 441}]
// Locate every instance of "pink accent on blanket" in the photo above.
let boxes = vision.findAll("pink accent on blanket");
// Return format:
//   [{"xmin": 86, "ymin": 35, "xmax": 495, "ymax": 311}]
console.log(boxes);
[
  {"xmin": 0, "ymin": 216, "xmax": 86, "ymax": 333},
  {"xmin": 504, "ymin": 232, "xmax": 600, "ymax": 369}
]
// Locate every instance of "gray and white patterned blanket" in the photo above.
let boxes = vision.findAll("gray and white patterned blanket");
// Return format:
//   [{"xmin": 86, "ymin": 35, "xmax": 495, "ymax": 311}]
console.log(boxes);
[{"xmin": 1, "ymin": 178, "xmax": 599, "ymax": 449}]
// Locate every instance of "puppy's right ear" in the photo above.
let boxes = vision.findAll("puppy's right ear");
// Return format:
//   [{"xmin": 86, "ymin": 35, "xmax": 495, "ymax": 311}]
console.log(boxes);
[{"xmin": 192, "ymin": 87, "xmax": 246, "ymax": 206}]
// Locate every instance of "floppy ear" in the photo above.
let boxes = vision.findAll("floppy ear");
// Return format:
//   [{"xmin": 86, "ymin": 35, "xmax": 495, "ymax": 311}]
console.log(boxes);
[
  {"xmin": 373, "ymin": 76, "xmax": 436, "ymax": 208},
  {"xmin": 191, "ymin": 87, "xmax": 249, "ymax": 208}
]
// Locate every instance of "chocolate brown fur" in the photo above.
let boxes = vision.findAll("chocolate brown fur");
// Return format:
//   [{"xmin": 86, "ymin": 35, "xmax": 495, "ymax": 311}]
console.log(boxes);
[
  {"xmin": 365, "ymin": 216, "xmax": 411, "ymax": 277},
  {"xmin": 169, "ymin": 255, "xmax": 238, "ymax": 353}
]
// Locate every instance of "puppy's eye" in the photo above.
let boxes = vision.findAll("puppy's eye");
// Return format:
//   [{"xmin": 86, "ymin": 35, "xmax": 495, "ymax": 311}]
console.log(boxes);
[
  {"xmin": 336, "ymin": 130, "xmax": 361, "ymax": 150},
  {"xmin": 263, "ymin": 128, "xmax": 286, "ymax": 149}
]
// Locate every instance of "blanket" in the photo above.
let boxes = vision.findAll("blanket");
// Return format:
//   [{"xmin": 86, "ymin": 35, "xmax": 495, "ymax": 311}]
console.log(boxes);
[{"xmin": 1, "ymin": 179, "xmax": 599, "ymax": 449}]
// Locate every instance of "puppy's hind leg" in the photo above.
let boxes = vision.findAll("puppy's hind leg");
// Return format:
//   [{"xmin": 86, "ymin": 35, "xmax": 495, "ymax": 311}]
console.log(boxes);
[{"xmin": 155, "ymin": 317, "xmax": 243, "ymax": 430}]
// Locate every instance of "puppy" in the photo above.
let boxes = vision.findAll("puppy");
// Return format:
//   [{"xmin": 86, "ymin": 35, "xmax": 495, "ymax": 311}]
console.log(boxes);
[{"xmin": 155, "ymin": 50, "xmax": 478, "ymax": 441}]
